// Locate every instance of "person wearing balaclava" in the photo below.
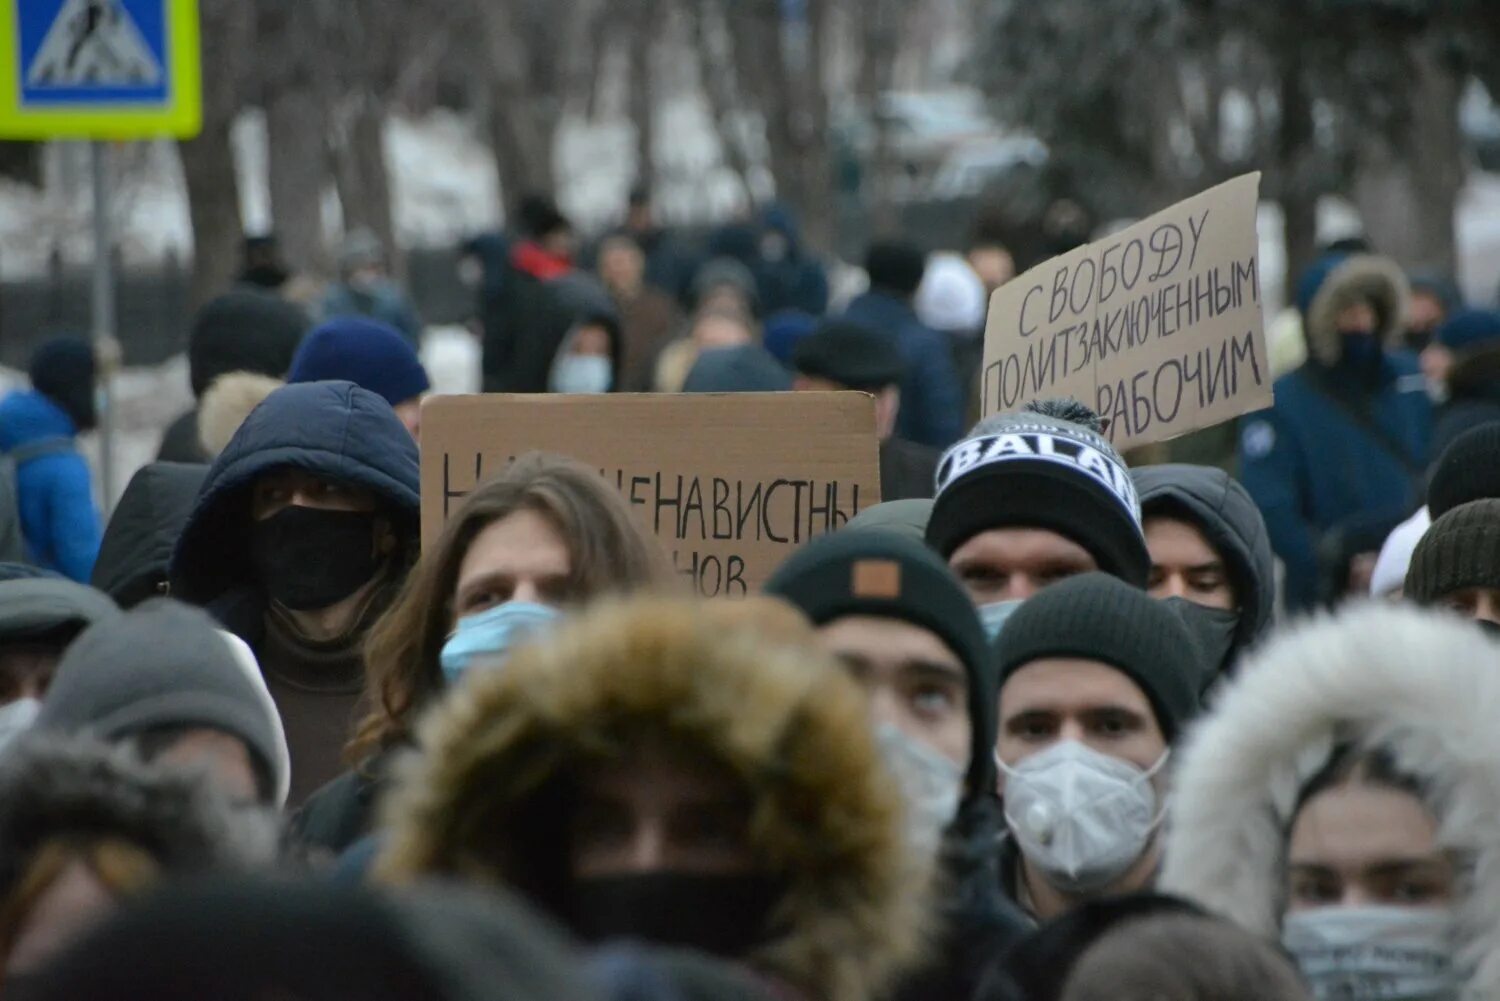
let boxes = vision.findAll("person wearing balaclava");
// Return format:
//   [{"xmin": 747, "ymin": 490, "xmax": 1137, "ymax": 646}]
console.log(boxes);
[
  {"xmin": 994, "ymin": 573, "xmax": 1203, "ymax": 921},
  {"xmin": 925, "ymin": 399, "xmax": 1149, "ymax": 641},
  {"xmin": 1130, "ymin": 464, "xmax": 1275, "ymax": 683},
  {"xmin": 765, "ymin": 530, "xmax": 1028, "ymax": 1000},
  {"xmin": 377, "ymin": 596, "xmax": 931, "ymax": 1001},
  {"xmin": 1238, "ymin": 253, "xmax": 1431, "ymax": 611},
  {"xmin": 168, "ymin": 381, "xmax": 419, "ymax": 806},
  {"xmin": 1161, "ymin": 604, "xmax": 1500, "ymax": 1001}
]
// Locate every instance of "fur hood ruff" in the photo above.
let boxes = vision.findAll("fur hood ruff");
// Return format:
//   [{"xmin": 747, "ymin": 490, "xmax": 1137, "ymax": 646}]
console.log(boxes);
[{"xmin": 1160, "ymin": 604, "xmax": 1500, "ymax": 997}]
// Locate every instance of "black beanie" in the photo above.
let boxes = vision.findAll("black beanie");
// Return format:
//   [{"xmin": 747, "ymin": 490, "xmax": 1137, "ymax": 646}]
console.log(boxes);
[
  {"xmin": 995, "ymin": 573, "xmax": 1202, "ymax": 741},
  {"xmin": 1428, "ymin": 423, "xmax": 1500, "ymax": 518},
  {"xmin": 792, "ymin": 321, "xmax": 905, "ymax": 391},
  {"xmin": 29, "ymin": 336, "xmax": 96, "ymax": 432},
  {"xmin": 188, "ymin": 291, "xmax": 309, "ymax": 398},
  {"xmin": 925, "ymin": 401, "xmax": 1150, "ymax": 586},
  {"xmin": 865, "ymin": 241, "xmax": 928, "ymax": 298},
  {"xmin": 764, "ymin": 529, "xmax": 995, "ymax": 793},
  {"xmin": 1406, "ymin": 499, "xmax": 1500, "ymax": 605}
]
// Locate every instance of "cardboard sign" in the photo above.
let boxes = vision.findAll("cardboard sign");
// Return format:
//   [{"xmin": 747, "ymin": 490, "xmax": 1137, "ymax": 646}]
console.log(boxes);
[
  {"xmin": 981, "ymin": 173, "xmax": 1271, "ymax": 450},
  {"xmin": 421, "ymin": 393, "xmax": 882, "ymax": 597}
]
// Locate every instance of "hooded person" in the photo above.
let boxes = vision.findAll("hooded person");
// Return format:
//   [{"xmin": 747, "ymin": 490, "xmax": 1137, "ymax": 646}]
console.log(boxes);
[
  {"xmin": 1130, "ymin": 464, "xmax": 1275, "ymax": 678},
  {"xmin": 1159, "ymin": 605, "xmax": 1500, "ymax": 1000},
  {"xmin": 0, "ymin": 735, "xmax": 277, "ymax": 983},
  {"xmin": 1239, "ymin": 253, "xmax": 1431, "ymax": 610},
  {"xmin": 1403, "ymin": 499, "xmax": 1500, "ymax": 630},
  {"xmin": 0, "ymin": 576, "xmax": 116, "ymax": 753},
  {"xmin": 320, "ymin": 228, "xmax": 423, "ymax": 344},
  {"xmin": 375, "ymin": 596, "xmax": 932, "ymax": 1001},
  {"xmin": 655, "ymin": 306, "xmax": 761, "ymax": 393},
  {"xmin": 286, "ymin": 317, "xmax": 431, "ymax": 439},
  {"xmin": 548, "ymin": 311, "xmax": 625, "ymax": 395},
  {"xmin": 157, "ymin": 290, "xmax": 310, "ymax": 464},
  {"xmin": 168, "ymin": 381, "xmax": 420, "ymax": 806},
  {"xmin": 792, "ymin": 321, "xmax": 939, "ymax": 502},
  {"xmin": 752, "ymin": 203, "xmax": 829, "ymax": 317},
  {"xmin": 765, "ymin": 531, "xmax": 1028, "ymax": 1000},
  {"xmin": 926, "ymin": 399, "xmax": 1149, "ymax": 635},
  {"xmin": 1423, "ymin": 309, "xmax": 1500, "ymax": 458},
  {"xmin": 0, "ymin": 338, "xmax": 101, "ymax": 582},
  {"xmin": 35, "ymin": 599, "xmax": 291, "ymax": 807},
  {"xmin": 21, "ymin": 877, "xmax": 604, "ymax": 1001},
  {"xmin": 994, "ymin": 573, "xmax": 1205, "ymax": 921},
  {"xmin": 843, "ymin": 241, "xmax": 965, "ymax": 449},
  {"xmin": 89, "ymin": 462, "xmax": 208, "ymax": 609}
]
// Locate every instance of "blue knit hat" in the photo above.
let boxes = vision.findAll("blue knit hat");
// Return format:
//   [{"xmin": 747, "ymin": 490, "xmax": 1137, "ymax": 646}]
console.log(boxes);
[
  {"xmin": 286, "ymin": 317, "xmax": 429, "ymax": 406},
  {"xmin": 1436, "ymin": 309, "xmax": 1500, "ymax": 355}
]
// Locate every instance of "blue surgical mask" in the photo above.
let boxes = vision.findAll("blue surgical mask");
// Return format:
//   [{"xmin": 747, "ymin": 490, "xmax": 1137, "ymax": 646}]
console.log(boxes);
[
  {"xmin": 440, "ymin": 601, "xmax": 563, "ymax": 683},
  {"xmin": 978, "ymin": 599, "xmax": 1025, "ymax": 642},
  {"xmin": 551, "ymin": 355, "xmax": 613, "ymax": 394}
]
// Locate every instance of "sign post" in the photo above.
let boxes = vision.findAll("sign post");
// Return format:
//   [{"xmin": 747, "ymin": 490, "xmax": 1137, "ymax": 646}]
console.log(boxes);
[{"xmin": 0, "ymin": 0, "xmax": 201, "ymax": 505}]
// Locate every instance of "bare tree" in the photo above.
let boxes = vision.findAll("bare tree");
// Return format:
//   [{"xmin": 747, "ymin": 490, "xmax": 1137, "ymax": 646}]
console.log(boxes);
[{"xmin": 255, "ymin": 0, "xmax": 329, "ymax": 275}]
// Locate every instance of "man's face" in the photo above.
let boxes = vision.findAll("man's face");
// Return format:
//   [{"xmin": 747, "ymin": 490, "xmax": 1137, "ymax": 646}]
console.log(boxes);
[
  {"xmin": 1336, "ymin": 300, "xmax": 1378, "ymax": 336},
  {"xmin": 569, "ymin": 741, "xmax": 754, "ymax": 878},
  {"xmin": 148, "ymin": 728, "xmax": 262, "ymax": 805},
  {"xmin": 1144, "ymin": 516, "xmax": 1236, "ymax": 611},
  {"xmin": 1437, "ymin": 586, "xmax": 1500, "ymax": 628},
  {"xmin": 0, "ymin": 642, "xmax": 62, "ymax": 703},
  {"xmin": 968, "ymin": 246, "xmax": 1014, "ymax": 294},
  {"xmin": 453, "ymin": 509, "xmax": 574, "ymax": 625},
  {"xmin": 251, "ymin": 470, "xmax": 377, "ymax": 522},
  {"xmin": 817, "ymin": 615, "xmax": 971, "ymax": 769},
  {"xmin": 997, "ymin": 657, "xmax": 1167, "ymax": 775},
  {"xmin": 948, "ymin": 527, "xmax": 1098, "ymax": 605},
  {"xmin": 599, "ymin": 239, "xmax": 645, "ymax": 294},
  {"xmin": 692, "ymin": 313, "xmax": 753, "ymax": 349}
]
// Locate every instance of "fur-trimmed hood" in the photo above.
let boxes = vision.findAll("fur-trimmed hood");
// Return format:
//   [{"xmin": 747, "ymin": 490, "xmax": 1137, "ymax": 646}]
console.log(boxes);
[
  {"xmin": 197, "ymin": 371, "xmax": 284, "ymax": 459},
  {"xmin": 1159, "ymin": 604, "xmax": 1500, "ymax": 997},
  {"xmin": 376, "ymin": 597, "xmax": 933, "ymax": 1001},
  {"xmin": 1298, "ymin": 253, "xmax": 1410, "ymax": 366}
]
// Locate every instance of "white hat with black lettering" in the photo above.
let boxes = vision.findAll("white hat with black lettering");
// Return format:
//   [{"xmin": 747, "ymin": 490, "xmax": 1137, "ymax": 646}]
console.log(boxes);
[{"xmin": 924, "ymin": 399, "xmax": 1149, "ymax": 586}]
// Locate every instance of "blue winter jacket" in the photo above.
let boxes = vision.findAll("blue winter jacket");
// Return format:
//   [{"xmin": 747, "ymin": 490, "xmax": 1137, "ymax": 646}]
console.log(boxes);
[
  {"xmin": 0, "ymin": 390, "xmax": 100, "ymax": 582},
  {"xmin": 1238, "ymin": 354, "xmax": 1430, "ymax": 611},
  {"xmin": 843, "ymin": 291, "xmax": 965, "ymax": 449}
]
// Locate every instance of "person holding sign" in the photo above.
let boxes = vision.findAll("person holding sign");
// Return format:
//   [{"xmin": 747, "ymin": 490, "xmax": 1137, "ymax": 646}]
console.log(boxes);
[{"xmin": 1238, "ymin": 253, "xmax": 1431, "ymax": 611}]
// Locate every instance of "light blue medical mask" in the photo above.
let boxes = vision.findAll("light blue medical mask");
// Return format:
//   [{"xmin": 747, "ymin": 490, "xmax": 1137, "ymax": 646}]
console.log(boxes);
[
  {"xmin": 978, "ymin": 599, "xmax": 1025, "ymax": 642},
  {"xmin": 440, "ymin": 601, "xmax": 562, "ymax": 683},
  {"xmin": 0, "ymin": 697, "xmax": 40, "ymax": 755}
]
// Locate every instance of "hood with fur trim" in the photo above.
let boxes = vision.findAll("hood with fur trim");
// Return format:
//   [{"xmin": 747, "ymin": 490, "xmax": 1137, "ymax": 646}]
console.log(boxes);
[
  {"xmin": 1298, "ymin": 253, "xmax": 1410, "ymax": 367},
  {"xmin": 1159, "ymin": 604, "xmax": 1500, "ymax": 997},
  {"xmin": 197, "ymin": 371, "xmax": 285, "ymax": 459},
  {"xmin": 376, "ymin": 597, "xmax": 932, "ymax": 1001}
]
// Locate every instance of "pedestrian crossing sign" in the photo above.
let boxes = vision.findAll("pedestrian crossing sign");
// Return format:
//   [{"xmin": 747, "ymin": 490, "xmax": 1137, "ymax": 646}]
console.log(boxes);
[{"xmin": 0, "ymin": 0, "xmax": 200, "ymax": 138}]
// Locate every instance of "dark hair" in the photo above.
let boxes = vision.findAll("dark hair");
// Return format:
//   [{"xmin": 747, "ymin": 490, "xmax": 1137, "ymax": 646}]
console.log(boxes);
[
  {"xmin": 864, "ymin": 241, "xmax": 928, "ymax": 299},
  {"xmin": 348, "ymin": 453, "xmax": 676, "ymax": 760},
  {"xmin": 1293, "ymin": 743, "xmax": 1425, "ymax": 821}
]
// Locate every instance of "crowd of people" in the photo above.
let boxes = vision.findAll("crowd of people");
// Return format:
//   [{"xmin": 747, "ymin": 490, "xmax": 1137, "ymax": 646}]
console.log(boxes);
[{"xmin": 0, "ymin": 187, "xmax": 1498, "ymax": 1001}]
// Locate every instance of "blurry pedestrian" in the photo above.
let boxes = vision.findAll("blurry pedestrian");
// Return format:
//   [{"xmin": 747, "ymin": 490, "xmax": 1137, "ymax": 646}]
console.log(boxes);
[
  {"xmin": 681, "ymin": 344, "xmax": 790, "ymax": 393},
  {"xmin": 157, "ymin": 290, "xmax": 309, "ymax": 464},
  {"xmin": 994, "ymin": 574, "xmax": 1204, "ymax": 920},
  {"xmin": 623, "ymin": 186, "xmax": 692, "ymax": 301},
  {"xmin": 688, "ymin": 257, "xmax": 759, "ymax": 318},
  {"xmin": 287, "ymin": 317, "xmax": 431, "ymax": 439},
  {"xmin": 0, "ymin": 736, "xmax": 276, "ymax": 982},
  {"xmin": 1423, "ymin": 309, "xmax": 1500, "ymax": 457},
  {"xmin": 967, "ymin": 229, "xmax": 1016, "ymax": 299},
  {"xmin": 598, "ymin": 232, "xmax": 681, "ymax": 392},
  {"xmin": 377, "ymin": 597, "xmax": 930, "ymax": 1001},
  {"xmin": 844, "ymin": 241, "xmax": 964, "ymax": 448},
  {"xmin": 1060, "ymin": 912, "xmax": 1310, "ymax": 1001},
  {"xmin": 792, "ymin": 321, "xmax": 937, "ymax": 501},
  {"xmin": 752, "ymin": 203, "xmax": 829, "ymax": 317},
  {"xmin": 549, "ymin": 312, "xmax": 624, "ymax": 395},
  {"xmin": 0, "ymin": 574, "xmax": 115, "ymax": 753},
  {"xmin": 238, "ymin": 233, "xmax": 290, "ymax": 292},
  {"xmin": 916, "ymin": 252, "xmax": 990, "ymax": 425},
  {"xmin": 1131, "ymin": 464, "xmax": 1275, "ymax": 678},
  {"xmin": 293, "ymin": 453, "xmax": 672, "ymax": 854},
  {"xmin": 482, "ymin": 196, "xmax": 577, "ymax": 393},
  {"xmin": 925, "ymin": 400, "xmax": 1149, "ymax": 633},
  {"xmin": 169, "ymin": 382, "xmax": 419, "ymax": 805},
  {"xmin": 321, "ymin": 228, "xmax": 422, "ymax": 345},
  {"xmin": 766, "ymin": 531, "xmax": 1028, "ymax": 999},
  {"xmin": 1404, "ymin": 499, "xmax": 1500, "ymax": 630},
  {"xmin": 1239, "ymin": 253, "xmax": 1431, "ymax": 611},
  {"xmin": 1403, "ymin": 273, "xmax": 1460, "ymax": 353},
  {"xmin": 655, "ymin": 307, "xmax": 760, "ymax": 393},
  {"xmin": 1426, "ymin": 421, "xmax": 1500, "ymax": 519},
  {"xmin": 36, "ymin": 599, "xmax": 290, "ymax": 806},
  {"xmin": 1161, "ymin": 605, "xmax": 1500, "ymax": 1001},
  {"xmin": 0, "ymin": 338, "xmax": 102, "ymax": 581}
]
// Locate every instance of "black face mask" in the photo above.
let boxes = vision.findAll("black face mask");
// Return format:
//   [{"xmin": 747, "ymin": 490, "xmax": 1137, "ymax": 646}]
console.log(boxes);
[
  {"xmin": 1163, "ymin": 597, "xmax": 1241, "ymax": 695},
  {"xmin": 1477, "ymin": 618, "xmax": 1500, "ymax": 641},
  {"xmin": 565, "ymin": 872, "xmax": 781, "ymax": 957},
  {"xmin": 249, "ymin": 506, "xmax": 383, "ymax": 611}
]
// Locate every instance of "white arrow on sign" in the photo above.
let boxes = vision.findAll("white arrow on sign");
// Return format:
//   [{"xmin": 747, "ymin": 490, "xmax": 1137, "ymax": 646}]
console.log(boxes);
[{"xmin": 26, "ymin": 0, "xmax": 163, "ymax": 88}]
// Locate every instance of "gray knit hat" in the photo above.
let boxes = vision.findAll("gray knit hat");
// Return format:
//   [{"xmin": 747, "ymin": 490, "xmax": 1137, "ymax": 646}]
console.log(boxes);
[{"xmin": 1406, "ymin": 499, "xmax": 1500, "ymax": 607}]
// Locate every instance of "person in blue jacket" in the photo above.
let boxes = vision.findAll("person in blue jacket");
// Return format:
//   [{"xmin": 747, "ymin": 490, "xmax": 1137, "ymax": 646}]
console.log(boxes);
[
  {"xmin": 844, "ymin": 241, "xmax": 965, "ymax": 449},
  {"xmin": 1238, "ymin": 253, "xmax": 1431, "ymax": 611},
  {"xmin": 168, "ymin": 381, "xmax": 419, "ymax": 805},
  {"xmin": 0, "ymin": 338, "xmax": 102, "ymax": 582}
]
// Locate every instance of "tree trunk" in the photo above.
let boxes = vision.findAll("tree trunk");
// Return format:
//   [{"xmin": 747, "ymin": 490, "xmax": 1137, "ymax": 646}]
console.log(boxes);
[
  {"xmin": 331, "ymin": 95, "xmax": 400, "ymax": 275},
  {"xmin": 266, "ymin": 88, "xmax": 329, "ymax": 275},
  {"xmin": 479, "ymin": 0, "xmax": 559, "ymax": 207},
  {"xmin": 179, "ymin": 120, "xmax": 244, "ymax": 311},
  {"xmin": 1352, "ymin": 38, "xmax": 1462, "ymax": 276},
  {"xmin": 691, "ymin": 0, "xmax": 756, "ymax": 206},
  {"xmin": 1276, "ymin": 51, "xmax": 1318, "ymax": 303},
  {"xmin": 857, "ymin": 0, "xmax": 901, "ymax": 236},
  {"xmin": 629, "ymin": 0, "xmax": 657, "ymax": 192}
]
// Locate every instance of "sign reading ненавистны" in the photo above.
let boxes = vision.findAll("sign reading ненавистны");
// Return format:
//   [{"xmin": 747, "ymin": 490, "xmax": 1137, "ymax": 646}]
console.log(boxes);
[
  {"xmin": 980, "ymin": 173, "xmax": 1271, "ymax": 451},
  {"xmin": 420, "ymin": 393, "xmax": 883, "ymax": 598},
  {"xmin": 0, "ymin": 0, "xmax": 201, "ymax": 138}
]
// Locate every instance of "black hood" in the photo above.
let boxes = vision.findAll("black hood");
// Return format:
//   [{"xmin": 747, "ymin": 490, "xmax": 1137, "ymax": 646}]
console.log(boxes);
[
  {"xmin": 91, "ymin": 462, "xmax": 208, "ymax": 608},
  {"xmin": 1130, "ymin": 464, "xmax": 1275, "ymax": 649}
]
